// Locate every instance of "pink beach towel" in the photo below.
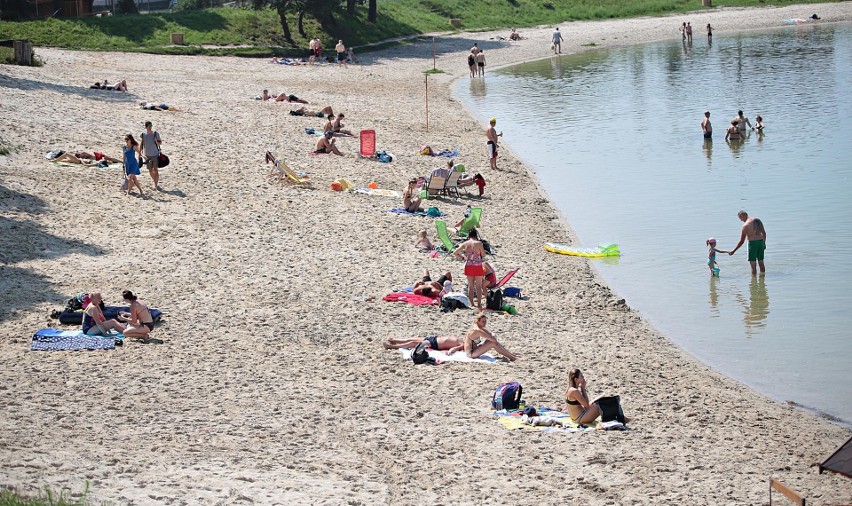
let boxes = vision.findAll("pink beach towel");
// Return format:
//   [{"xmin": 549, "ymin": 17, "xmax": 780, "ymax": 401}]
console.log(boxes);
[
  {"xmin": 382, "ymin": 292, "xmax": 439, "ymax": 306},
  {"xmin": 360, "ymin": 130, "xmax": 376, "ymax": 158}
]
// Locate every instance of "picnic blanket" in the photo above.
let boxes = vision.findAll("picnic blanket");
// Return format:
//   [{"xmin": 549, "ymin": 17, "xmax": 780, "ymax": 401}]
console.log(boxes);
[
  {"xmin": 494, "ymin": 407, "xmax": 627, "ymax": 433},
  {"xmin": 398, "ymin": 347, "xmax": 497, "ymax": 364},
  {"xmin": 31, "ymin": 329, "xmax": 120, "ymax": 351},
  {"xmin": 382, "ymin": 292, "xmax": 439, "ymax": 306}
]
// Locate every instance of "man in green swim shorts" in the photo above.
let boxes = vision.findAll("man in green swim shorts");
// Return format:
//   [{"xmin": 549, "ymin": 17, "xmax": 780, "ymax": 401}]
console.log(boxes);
[{"xmin": 728, "ymin": 210, "xmax": 767, "ymax": 275}]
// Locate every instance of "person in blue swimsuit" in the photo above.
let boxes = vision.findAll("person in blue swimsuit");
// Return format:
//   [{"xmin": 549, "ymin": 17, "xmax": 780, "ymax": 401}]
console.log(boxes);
[
  {"xmin": 82, "ymin": 293, "xmax": 125, "ymax": 336},
  {"xmin": 123, "ymin": 134, "xmax": 144, "ymax": 196},
  {"xmin": 706, "ymin": 237, "xmax": 728, "ymax": 276}
]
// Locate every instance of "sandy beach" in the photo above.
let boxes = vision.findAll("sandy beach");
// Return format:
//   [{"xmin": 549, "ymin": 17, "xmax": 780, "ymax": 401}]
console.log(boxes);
[{"xmin": 2, "ymin": 3, "xmax": 852, "ymax": 504}]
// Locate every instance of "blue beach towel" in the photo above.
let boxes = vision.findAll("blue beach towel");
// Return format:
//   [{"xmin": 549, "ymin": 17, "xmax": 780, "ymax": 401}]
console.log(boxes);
[
  {"xmin": 31, "ymin": 329, "xmax": 120, "ymax": 351},
  {"xmin": 387, "ymin": 208, "xmax": 445, "ymax": 217}
]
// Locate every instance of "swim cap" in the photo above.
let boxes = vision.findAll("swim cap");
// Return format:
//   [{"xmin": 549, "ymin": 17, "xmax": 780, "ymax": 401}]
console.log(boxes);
[
  {"xmin": 707, "ymin": 237, "xmax": 717, "ymax": 244},
  {"xmin": 489, "ymin": 118, "xmax": 496, "ymax": 124}
]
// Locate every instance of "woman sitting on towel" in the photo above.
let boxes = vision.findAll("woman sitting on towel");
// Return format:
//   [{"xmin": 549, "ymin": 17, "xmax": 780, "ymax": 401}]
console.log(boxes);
[
  {"xmin": 563, "ymin": 368, "xmax": 606, "ymax": 424},
  {"xmin": 450, "ymin": 314, "xmax": 519, "ymax": 361},
  {"xmin": 403, "ymin": 179, "xmax": 423, "ymax": 213},
  {"xmin": 82, "ymin": 293, "xmax": 125, "ymax": 336},
  {"xmin": 118, "ymin": 290, "xmax": 155, "ymax": 341}
]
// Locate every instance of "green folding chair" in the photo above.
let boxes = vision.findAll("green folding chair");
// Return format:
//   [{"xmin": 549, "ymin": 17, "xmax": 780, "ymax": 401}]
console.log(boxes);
[
  {"xmin": 457, "ymin": 207, "xmax": 482, "ymax": 238},
  {"xmin": 435, "ymin": 220, "xmax": 456, "ymax": 253}
]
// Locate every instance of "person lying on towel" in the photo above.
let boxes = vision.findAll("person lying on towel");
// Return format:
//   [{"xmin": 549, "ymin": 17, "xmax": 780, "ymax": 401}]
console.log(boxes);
[
  {"xmin": 412, "ymin": 269, "xmax": 454, "ymax": 297},
  {"xmin": 383, "ymin": 335, "xmax": 463, "ymax": 350}
]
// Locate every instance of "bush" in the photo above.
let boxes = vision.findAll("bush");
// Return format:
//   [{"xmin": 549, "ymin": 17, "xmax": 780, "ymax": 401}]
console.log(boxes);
[
  {"xmin": 115, "ymin": 0, "xmax": 139, "ymax": 14},
  {"xmin": 173, "ymin": 0, "xmax": 225, "ymax": 12}
]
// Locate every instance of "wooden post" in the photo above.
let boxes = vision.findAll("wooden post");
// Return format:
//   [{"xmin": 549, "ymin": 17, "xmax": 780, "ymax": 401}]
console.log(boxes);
[
  {"xmin": 14, "ymin": 40, "xmax": 32, "ymax": 65},
  {"xmin": 769, "ymin": 479, "xmax": 806, "ymax": 506},
  {"xmin": 425, "ymin": 74, "xmax": 429, "ymax": 131}
]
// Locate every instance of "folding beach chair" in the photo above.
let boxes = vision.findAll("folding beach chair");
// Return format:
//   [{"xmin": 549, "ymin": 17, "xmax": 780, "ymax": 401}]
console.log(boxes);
[
  {"xmin": 435, "ymin": 220, "xmax": 456, "ymax": 253},
  {"xmin": 492, "ymin": 268, "xmax": 519, "ymax": 289},
  {"xmin": 265, "ymin": 151, "xmax": 313, "ymax": 187},
  {"xmin": 457, "ymin": 207, "xmax": 482, "ymax": 237},
  {"xmin": 359, "ymin": 129, "xmax": 376, "ymax": 158},
  {"xmin": 426, "ymin": 175, "xmax": 447, "ymax": 197},
  {"xmin": 444, "ymin": 164, "xmax": 465, "ymax": 198}
]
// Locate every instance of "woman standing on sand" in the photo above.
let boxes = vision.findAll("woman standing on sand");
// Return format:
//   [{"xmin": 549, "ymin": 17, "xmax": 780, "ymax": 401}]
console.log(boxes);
[
  {"xmin": 453, "ymin": 228, "xmax": 488, "ymax": 308},
  {"xmin": 451, "ymin": 314, "xmax": 519, "ymax": 361},
  {"xmin": 122, "ymin": 134, "xmax": 143, "ymax": 196},
  {"xmin": 563, "ymin": 368, "xmax": 604, "ymax": 423}
]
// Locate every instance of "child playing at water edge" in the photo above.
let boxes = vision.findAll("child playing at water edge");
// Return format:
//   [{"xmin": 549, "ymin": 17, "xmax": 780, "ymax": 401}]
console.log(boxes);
[
  {"xmin": 706, "ymin": 237, "xmax": 728, "ymax": 276},
  {"xmin": 415, "ymin": 230, "xmax": 434, "ymax": 251}
]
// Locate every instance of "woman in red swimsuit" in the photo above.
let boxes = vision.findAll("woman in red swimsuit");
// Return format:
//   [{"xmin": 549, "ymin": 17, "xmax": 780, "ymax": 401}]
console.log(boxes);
[{"xmin": 453, "ymin": 228, "xmax": 488, "ymax": 309}]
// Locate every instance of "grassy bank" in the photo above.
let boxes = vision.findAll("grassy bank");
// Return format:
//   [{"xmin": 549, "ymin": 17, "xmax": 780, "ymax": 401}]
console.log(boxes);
[{"xmin": 0, "ymin": 0, "xmax": 836, "ymax": 56}]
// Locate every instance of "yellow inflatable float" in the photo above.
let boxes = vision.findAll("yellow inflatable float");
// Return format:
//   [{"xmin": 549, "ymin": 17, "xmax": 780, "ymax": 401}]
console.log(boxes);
[{"xmin": 544, "ymin": 242, "xmax": 620, "ymax": 258}]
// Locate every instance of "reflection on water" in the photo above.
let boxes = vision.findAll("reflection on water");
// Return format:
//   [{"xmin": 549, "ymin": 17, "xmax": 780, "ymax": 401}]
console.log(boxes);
[
  {"xmin": 734, "ymin": 276, "xmax": 770, "ymax": 336},
  {"xmin": 457, "ymin": 22, "xmax": 852, "ymax": 423}
]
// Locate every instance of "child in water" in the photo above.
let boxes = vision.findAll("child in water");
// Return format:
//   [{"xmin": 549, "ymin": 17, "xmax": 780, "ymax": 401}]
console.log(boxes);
[
  {"xmin": 415, "ymin": 230, "xmax": 433, "ymax": 251},
  {"xmin": 706, "ymin": 237, "xmax": 728, "ymax": 276}
]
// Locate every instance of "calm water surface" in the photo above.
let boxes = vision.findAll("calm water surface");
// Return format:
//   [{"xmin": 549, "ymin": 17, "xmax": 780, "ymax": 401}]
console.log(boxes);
[{"xmin": 457, "ymin": 23, "xmax": 852, "ymax": 424}]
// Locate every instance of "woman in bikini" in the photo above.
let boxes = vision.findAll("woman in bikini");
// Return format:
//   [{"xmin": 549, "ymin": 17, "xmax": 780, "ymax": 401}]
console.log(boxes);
[
  {"xmin": 725, "ymin": 119, "xmax": 742, "ymax": 141},
  {"xmin": 82, "ymin": 293, "xmax": 126, "ymax": 336},
  {"xmin": 453, "ymin": 228, "xmax": 487, "ymax": 309},
  {"xmin": 449, "ymin": 314, "xmax": 518, "ymax": 361},
  {"xmin": 118, "ymin": 290, "xmax": 155, "ymax": 341},
  {"xmin": 563, "ymin": 368, "xmax": 605, "ymax": 424},
  {"xmin": 402, "ymin": 179, "xmax": 423, "ymax": 213}
]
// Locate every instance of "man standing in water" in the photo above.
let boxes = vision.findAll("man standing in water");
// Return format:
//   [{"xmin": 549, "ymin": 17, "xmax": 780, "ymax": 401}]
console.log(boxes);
[
  {"xmin": 733, "ymin": 110, "xmax": 754, "ymax": 133},
  {"xmin": 701, "ymin": 111, "xmax": 712, "ymax": 139},
  {"xmin": 729, "ymin": 210, "xmax": 767, "ymax": 275},
  {"xmin": 485, "ymin": 117, "xmax": 502, "ymax": 170}
]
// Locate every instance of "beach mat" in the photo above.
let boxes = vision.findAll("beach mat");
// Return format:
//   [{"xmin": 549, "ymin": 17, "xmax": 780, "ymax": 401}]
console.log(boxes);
[
  {"xmin": 31, "ymin": 329, "xmax": 118, "ymax": 351},
  {"xmin": 398, "ymin": 347, "xmax": 498, "ymax": 364},
  {"xmin": 494, "ymin": 408, "xmax": 626, "ymax": 433},
  {"xmin": 58, "ymin": 306, "xmax": 162, "ymax": 325}
]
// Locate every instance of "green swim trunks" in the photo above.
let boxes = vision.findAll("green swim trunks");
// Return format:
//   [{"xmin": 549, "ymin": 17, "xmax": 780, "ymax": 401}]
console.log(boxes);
[{"xmin": 748, "ymin": 239, "xmax": 765, "ymax": 262}]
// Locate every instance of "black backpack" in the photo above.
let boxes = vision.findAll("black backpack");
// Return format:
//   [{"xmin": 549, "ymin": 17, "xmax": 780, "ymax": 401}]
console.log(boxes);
[
  {"xmin": 411, "ymin": 340, "xmax": 436, "ymax": 365},
  {"xmin": 486, "ymin": 288, "xmax": 503, "ymax": 311},
  {"xmin": 440, "ymin": 296, "xmax": 465, "ymax": 312}
]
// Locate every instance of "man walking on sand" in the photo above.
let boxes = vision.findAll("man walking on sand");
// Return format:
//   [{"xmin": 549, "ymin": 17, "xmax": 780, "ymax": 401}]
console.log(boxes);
[
  {"xmin": 139, "ymin": 120, "xmax": 162, "ymax": 190},
  {"xmin": 729, "ymin": 210, "xmax": 767, "ymax": 275},
  {"xmin": 552, "ymin": 27, "xmax": 564, "ymax": 54},
  {"xmin": 485, "ymin": 117, "xmax": 502, "ymax": 170}
]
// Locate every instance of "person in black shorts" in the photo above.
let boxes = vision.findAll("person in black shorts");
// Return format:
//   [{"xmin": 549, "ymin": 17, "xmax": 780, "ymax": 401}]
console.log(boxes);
[{"xmin": 412, "ymin": 269, "xmax": 454, "ymax": 297}]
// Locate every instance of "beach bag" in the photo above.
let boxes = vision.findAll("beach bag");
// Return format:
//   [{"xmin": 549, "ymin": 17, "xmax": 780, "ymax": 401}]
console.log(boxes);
[
  {"xmin": 411, "ymin": 340, "xmax": 435, "ymax": 365},
  {"xmin": 597, "ymin": 395, "xmax": 626, "ymax": 424},
  {"xmin": 503, "ymin": 287, "xmax": 521, "ymax": 298},
  {"xmin": 425, "ymin": 207, "xmax": 441, "ymax": 217},
  {"xmin": 45, "ymin": 149, "xmax": 64, "ymax": 160},
  {"xmin": 486, "ymin": 288, "xmax": 503, "ymax": 311},
  {"xmin": 158, "ymin": 152, "xmax": 170, "ymax": 168},
  {"xmin": 440, "ymin": 296, "xmax": 465, "ymax": 312},
  {"xmin": 492, "ymin": 382, "xmax": 523, "ymax": 410}
]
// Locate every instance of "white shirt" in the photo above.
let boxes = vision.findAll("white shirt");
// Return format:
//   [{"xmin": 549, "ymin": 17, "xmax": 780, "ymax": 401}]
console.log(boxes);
[{"xmin": 552, "ymin": 30, "xmax": 563, "ymax": 43}]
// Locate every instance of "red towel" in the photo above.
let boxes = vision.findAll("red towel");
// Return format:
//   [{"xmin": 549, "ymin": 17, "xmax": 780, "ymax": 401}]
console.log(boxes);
[{"xmin": 382, "ymin": 292, "xmax": 439, "ymax": 305}]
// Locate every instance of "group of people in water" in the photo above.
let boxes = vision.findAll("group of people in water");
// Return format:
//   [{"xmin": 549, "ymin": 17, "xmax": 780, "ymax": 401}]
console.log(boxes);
[{"xmin": 701, "ymin": 110, "xmax": 764, "ymax": 142}]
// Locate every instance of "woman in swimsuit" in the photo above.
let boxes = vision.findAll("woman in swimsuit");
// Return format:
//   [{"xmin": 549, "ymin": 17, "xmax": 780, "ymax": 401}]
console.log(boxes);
[
  {"xmin": 119, "ymin": 290, "xmax": 155, "ymax": 341},
  {"xmin": 403, "ymin": 179, "xmax": 423, "ymax": 213},
  {"xmin": 82, "ymin": 293, "xmax": 126, "ymax": 336},
  {"xmin": 451, "ymin": 314, "xmax": 518, "ymax": 361},
  {"xmin": 564, "ymin": 368, "xmax": 605, "ymax": 424},
  {"xmin": 725, "ymin": 120, "xmax": 742, "ymax": 141},
  {"xmin": 453, "ymin": 228, "xmax": 488, "ymax": 308}
]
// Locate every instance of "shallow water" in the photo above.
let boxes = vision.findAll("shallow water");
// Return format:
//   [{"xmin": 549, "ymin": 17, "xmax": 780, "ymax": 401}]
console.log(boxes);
[{"xmin": 457, "ymin": 23, "xmax": 852, "ymax": 424}]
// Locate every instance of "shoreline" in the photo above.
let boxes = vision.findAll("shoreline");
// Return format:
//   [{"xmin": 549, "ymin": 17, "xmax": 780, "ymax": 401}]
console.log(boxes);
[{"xmin": 1, "ymin": 3, "xmax": 851, "ymax": 504}]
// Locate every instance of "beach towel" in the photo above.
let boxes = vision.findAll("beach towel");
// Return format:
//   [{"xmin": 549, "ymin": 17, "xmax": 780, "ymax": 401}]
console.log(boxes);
[
  {"xmin": 58, "ymin": 306, "xmax": 162, "ymax": 325},
  {"xmin": 398, "ymin": 348, "xmax": 498, "ymax": 364},
  {"xmin": 387, "ymin": 208, "xmax": 445, "ymax": 217},
  {"xmin": 494, "ymin": 408, "xmax": 626, "ymax": 433},
  {"xmin": 31, "ymin": 329, "xmax": 119, "ymax": 351},
  {"xmin": 354, "ymin": 188, "xmax": 401, "ymax": 198},
  {"xmin": 382, "ymin": 292, "xmax": 439, "ymax": 306},
  {"xmin": 419, "ymin": 146, "xmax": 459, "ymax": 158},
  {"xmin": 304, "ymin": 128, "xmax": 324, "ymax": 136}
]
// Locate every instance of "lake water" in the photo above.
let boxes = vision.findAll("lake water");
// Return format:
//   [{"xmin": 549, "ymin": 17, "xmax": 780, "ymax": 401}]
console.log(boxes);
[{"xmin": 457, "ymin": 23, "xmax": 852, "ymax": 425}]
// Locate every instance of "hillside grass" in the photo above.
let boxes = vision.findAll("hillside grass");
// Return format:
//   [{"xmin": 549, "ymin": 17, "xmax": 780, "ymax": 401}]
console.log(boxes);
[{"xmin": 0, "ymin": 0, "xmax": 837, "ymax": 56}]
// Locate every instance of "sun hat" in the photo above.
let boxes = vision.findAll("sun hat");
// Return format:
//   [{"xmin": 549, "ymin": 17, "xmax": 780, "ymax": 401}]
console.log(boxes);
[{"xmin": 707, "ymin": 237, "xmax": 717, "ymax": 244}]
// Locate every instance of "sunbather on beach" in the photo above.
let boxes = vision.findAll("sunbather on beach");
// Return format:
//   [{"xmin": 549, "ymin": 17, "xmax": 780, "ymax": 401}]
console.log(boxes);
[
  {"xmin": 140, "ymin": 101, "xmax": 177, "ymax": 111},
  {"xmin": 82, "ymin": 293, "xmax": 126, "ymax": 336},
  {"xmin": 383, "ymin": 335, "xmax": 463, "ymax": 350},
  {"xmin": 415, "ymin": 230, "xmax": 433, "ymax": 251},
  {"xmin": 117, "ymin": 290, "xmax": 155, "ymax": 342},
  {"xmin": 563, "ymin": 368, "xmax": 628, "ymax": 424},
  {"xmin": 322, "ymin": 115, "xmax": 335, "ymax": 134},
  {"xmin": 315, "ymin": 131, "xmax": 343, "ymax": 155},
  {"xmin": 290, "ymin": 106, "xmax": 334, "ymax": 118},
  {"xmin": 483, "ymin": 261, "xmax": 497, "ymax": 289},
  {"xmin": 275, "ymin": 92, "xmax": 308, "ymax": 104},
  {"xmin": 53, "ymin": 150, "xmax": 121, "ymax": 165},
  {"xmin": 412, "ymin": 269, "xmax": 453, "ymax": 297},
  {"xmin": 333, "ymin": 113, "xmax": 355, "ymax": 136},
  {"xmin": 448, "ymin": 314, "xmax": 519, "ymax": 361},
  {"xmin": 90, "ymin": 79, "xmax": 128, "ymax": 91},
  {"xmin": 403, "ymin": 179, "xmax": 423, "ymax": 212}
]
